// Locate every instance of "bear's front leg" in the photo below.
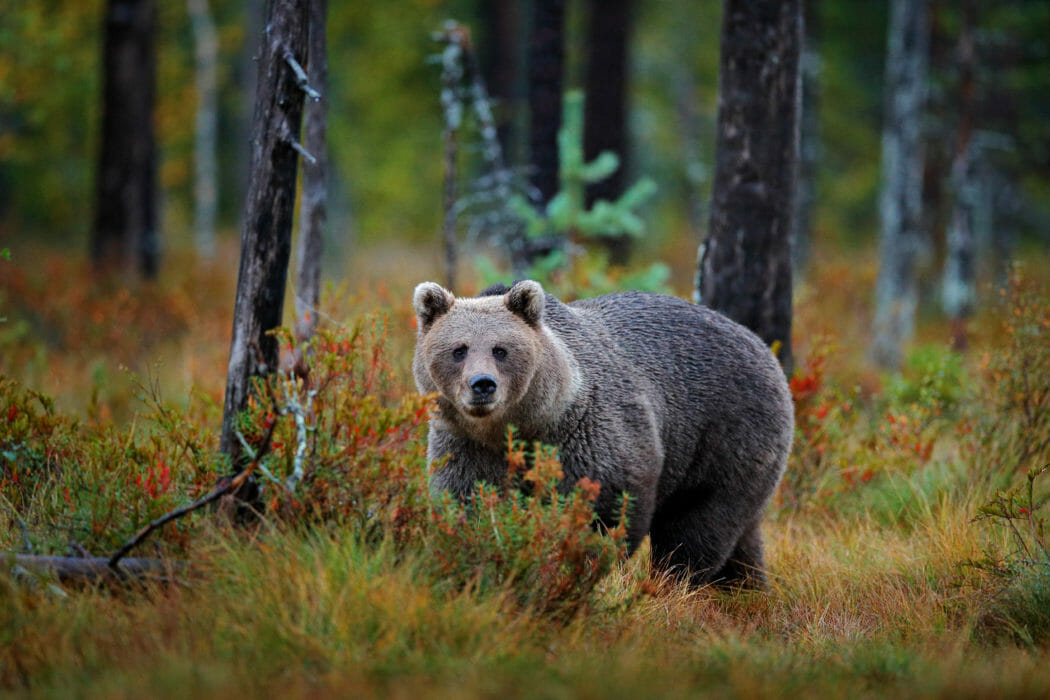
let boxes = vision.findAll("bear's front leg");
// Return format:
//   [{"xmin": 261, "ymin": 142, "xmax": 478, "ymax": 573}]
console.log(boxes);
[{"xmin": 427, "ymin": 426, "xmax": 509, "ymax": 500}]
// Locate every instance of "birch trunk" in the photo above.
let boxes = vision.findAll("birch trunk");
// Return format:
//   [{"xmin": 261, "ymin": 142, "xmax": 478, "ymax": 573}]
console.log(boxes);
[
  {"xmin": 294, "ymin": 0, "xmax": 327, "ymax": 343},
  {"xmin": 188, "ymin": 0, "xmax": 218, "ymax": 259},
  {"xmin": 942, "ymin": 0, "xmax": 977, "ymax": 350},
  {"xmin": 871, "ymin": 0, "xmax": 930, "ymax": 369}
]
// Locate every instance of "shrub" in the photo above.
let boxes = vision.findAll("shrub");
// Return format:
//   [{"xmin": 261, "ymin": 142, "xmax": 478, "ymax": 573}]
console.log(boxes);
[
  {"xmin": 426, "ymin": 433, "xmax": 629, "ymax": 618},
  {"xmin": 971, "ymin": 270, "xmax": 1050, "ymax": 481},
  {"xmin": 0, "ymin": 376, "xmax": 215, "ymax": 555},
  {"xmin": 885, "ymin": 343, "xmax": 967, "ymax": 414},
  {"xmin": 971, "ymin": 466, "xmax": 1050, "ymax": 646},
  {"xmin": 232, "ymin": 319, "xmax": 432, "ymax": 542}
]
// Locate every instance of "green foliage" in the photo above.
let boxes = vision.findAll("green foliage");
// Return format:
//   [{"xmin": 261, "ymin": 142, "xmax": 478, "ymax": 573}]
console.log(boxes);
[
  {"xmin": 885, "ymin": 344, "xmax": 967, "ymax": 413},
  {"xmin": 0, "ymin": 1, "xmax": 102, "ymax": 236},
  {"xmin": 498, "ymin": 90, "xmax": 663, "ymax": 294},
  {"xmin": 507, "ymin": 91, "xmax": 657, "ymax": 243},
  {"xmin": 471, "ymin": 89, "xmax": 667, "ymax": 297}
]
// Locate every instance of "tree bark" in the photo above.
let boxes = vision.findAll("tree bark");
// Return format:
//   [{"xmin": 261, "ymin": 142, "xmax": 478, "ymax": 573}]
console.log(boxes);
[
  {"xmin": 188, "ymin": 0, "xmax": 219, "ymax": 259},
  {"xmin": 792, "ymin": 0, "xmax": 820, "ymax": 274},
  {"xmin": 942, "ymin": 0, "xmax": 977, "ymax": 350},
  {"xmin": 91, "ymin": 0, "xmax": 159, "ymax": 279},
  {"xmin": 219, "ymin": 0, "xmax": 311, "ymax": 463},
  {"xmin": 480, "ymin": 0, "xmax": 523, "ymax": 164},
  {"xmin": 10, "ymin": 554, "xmax": 186, "ymax": 585},
  {"xmin": 696, "ymin": 0, "xmax": 801, "ymax": 375},
  {"xmin": 871, "ymin": 0, "xmax": 930, "ymax": 369},
  {"xmin": 583, "ymin": 0, "xmax": 633, "ymax": 265},
  {"xmin": 294, "ymin": 0, "xmax": 327, "ymax": 343},
  {"xmin": 528, "ymin": 0, "xmax": 566, "ymax": 206}
]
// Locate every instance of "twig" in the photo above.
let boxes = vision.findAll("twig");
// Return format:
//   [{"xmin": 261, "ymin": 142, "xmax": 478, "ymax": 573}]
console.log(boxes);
[
  {"xmin": 1, "ymin": 493, "xmax": 35, "ymax": 554},
  {"xmin": 283, "ymin": 130, "xmax": 317, "ymax": 164},
  {"xmin": 284, "ymin": 49, "xmax": 321, "ymax": 100},
  {"xmin": 108, "ymin": 418, "xmax": 278, "ymax": 571}
]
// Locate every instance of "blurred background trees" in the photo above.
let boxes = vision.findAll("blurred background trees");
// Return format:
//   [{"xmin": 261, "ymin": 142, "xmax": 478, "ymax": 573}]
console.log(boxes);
[
  {"xmin": 92, "ymin": 0, "xmax": 160, "ymax": 279},
  {"xmin": 0, "ymin": 0, "xmax": 1049, "ymax": 358}
]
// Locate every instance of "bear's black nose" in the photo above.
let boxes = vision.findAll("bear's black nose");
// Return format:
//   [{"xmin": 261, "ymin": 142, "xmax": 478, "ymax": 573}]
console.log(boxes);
[{"xmin": 469, "ymin": 374, "xmax": 498, "ymax": 400}]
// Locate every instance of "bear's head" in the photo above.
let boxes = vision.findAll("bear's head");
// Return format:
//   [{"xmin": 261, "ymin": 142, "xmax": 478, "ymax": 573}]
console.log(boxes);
[{"xmin": 412, "ymin": 280, "xmax": 552, "ymax": 426}]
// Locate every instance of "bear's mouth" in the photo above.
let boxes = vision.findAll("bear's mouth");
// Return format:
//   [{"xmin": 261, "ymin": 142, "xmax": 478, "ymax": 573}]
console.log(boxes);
[{"xmin": 463, "ymin": 398, "xmax": 497, "ymax": 417}]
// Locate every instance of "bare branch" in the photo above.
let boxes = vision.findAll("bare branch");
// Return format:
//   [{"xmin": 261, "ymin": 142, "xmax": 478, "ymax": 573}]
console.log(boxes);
[
  {"xmin": 108, "ymin": 417, "xmax": 278, "ymax": 570},
  {"xmin": 284, "ymin": 130, "xmax": 317, "ymax": 164},
  {"xmin": 284, "ymin": 49, "xmax": 320, "ymax": 100}
]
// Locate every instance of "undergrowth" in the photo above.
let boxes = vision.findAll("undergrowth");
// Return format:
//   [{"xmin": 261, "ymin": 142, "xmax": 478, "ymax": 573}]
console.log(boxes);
[{"xmin": 1, "ymin": 249, "xmax": 1050, "ymax": 696}]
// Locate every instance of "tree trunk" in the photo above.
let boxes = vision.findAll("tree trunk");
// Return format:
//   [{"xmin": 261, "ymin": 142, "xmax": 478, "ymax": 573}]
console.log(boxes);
[
  {"xmin": 235, "ymin": 1, "xmax": 265, "ymax": 219},
  {"xmin": 696, "ymin": 0, "xmax": 801, "ymax": 375},
  {"xmin": 583, "ymin": 0, "xmax": 633, "ymax": 265},
  {"xmin": 294, "ymin": 0, "xmax": 327, "ymax": 343},
  {"xmin": 513, "ymin": 0, "xmax": 567, "ymax": 277},
  {"xmin": 188, "ymin": 0, "xmax": 219, "ymax": 259},
  {"xmin": 528, "ymin": 0, "xmax": 566, "ymax": 206},
  {"xmin": 480, "ymin": 0, "xmax": 524, "ymax": 164},
  {"xmin": 92, "ymin": 0, "xmax": 159, "ymax": 279},
  {"xmin": 219, "ymin": 0, "xmax": 311, "ymax": 464},
  {"xmin": 942, "ymin": 0, "xmax": 977, "ymax": 350},
  {"xmin": 792, "ymin": 0, "xmax": 820, "ymax": 274},
  {"xmin": 871, "ymin": 0, "xmax": 930, "ymax": 369}
]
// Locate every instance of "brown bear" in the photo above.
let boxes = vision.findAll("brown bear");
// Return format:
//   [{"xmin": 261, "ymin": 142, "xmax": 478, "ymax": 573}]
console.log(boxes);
[{"xmin": 412, "ymin": 279, "xmax": 793, "ymax": 587}]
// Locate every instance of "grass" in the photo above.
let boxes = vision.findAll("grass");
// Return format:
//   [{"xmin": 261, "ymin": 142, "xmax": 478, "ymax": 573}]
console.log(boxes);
[{"xmin": 1, "ymin": 240, "xmax": 1049, "ymax": 697}]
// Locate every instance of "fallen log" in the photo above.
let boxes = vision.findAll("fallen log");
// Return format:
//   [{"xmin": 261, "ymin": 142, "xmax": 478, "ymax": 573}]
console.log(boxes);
[{"xmin": 9, "ymin": 554, "xmax": 188, "ymax": 585}]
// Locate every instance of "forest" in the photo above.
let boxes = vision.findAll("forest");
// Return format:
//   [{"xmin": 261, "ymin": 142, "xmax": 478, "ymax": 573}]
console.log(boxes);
[{"xmin": 1, "ymin": 0, "xmax": 1049, "ymax": 696}]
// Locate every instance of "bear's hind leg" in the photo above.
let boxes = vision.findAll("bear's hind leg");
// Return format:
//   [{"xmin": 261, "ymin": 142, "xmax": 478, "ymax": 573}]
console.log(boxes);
[
  {"xmin": 711, "ymin": 520, "xmax": 766, "ymax": 589},
  {"xmin": 648, "ymin": 490, "xmax": 746, "ymax": 588}
]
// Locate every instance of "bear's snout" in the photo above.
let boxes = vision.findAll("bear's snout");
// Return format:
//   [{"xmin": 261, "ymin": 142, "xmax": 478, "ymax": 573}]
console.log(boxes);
[{"xmin": 469, "ymin": 374, "xmax": 498, "ymax": 402}]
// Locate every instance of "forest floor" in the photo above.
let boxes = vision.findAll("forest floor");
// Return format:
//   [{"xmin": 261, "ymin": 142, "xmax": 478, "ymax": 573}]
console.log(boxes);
[{"xmin": 1, "ymin": 239, "xmax": 1049, "ymax": 698}]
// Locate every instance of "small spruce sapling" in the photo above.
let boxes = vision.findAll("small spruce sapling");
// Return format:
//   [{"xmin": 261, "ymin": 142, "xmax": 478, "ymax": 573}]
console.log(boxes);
[{"xmin": 501, "ymin": 90, "xmax": 665, "ymax": 291}]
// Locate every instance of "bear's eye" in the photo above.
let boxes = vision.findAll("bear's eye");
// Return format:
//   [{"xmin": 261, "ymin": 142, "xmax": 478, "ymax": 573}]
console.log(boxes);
[
  {"xmin": 492, "ymin": 346, "xmax": 507, "ymax": 361},
  {"xmin": 452, "ymin": 345, "xmax": 468, "ymax": 362}
]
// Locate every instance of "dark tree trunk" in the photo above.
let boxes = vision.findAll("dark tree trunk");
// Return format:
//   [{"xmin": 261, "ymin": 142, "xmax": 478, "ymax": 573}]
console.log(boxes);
[
  {"xmin": 294, "ymin": 0, "xmax": 327, "ymax": 344},
  {"xmin": 528, "ymin": 0, "xmax": 566, "ymax": 206},
  {"xmin": 583, "ymin": 0, "xmax": 633, "ymax": 265},
  {"xmin": 871, "ymin": 0, "xmax": 930, "ymax": 369},
  {"xmin": 92, "ymin": 0, "xmax": 159, "ymax": 279},
  {"xmin": 219, "ymin": 0, "xmax": 311, "ymax": 463},
  {"xmin": 696, "ymin": 0, "xmax": 801, "ymax": 375},
  {"xmin": 235, "ymin": 0, "xmax": 265, "ymax": 221},
  {"xmin": 480, "ymin": 0, "xmax": 523, "ymax": 163},
  {"xmin": 942, "ymin": 0, "xmax": 977, "ymax": 350}
]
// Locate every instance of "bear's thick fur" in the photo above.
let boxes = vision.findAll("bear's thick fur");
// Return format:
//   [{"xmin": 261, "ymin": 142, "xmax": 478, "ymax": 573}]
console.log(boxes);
[{"xmin": 412, "ymin": 279, "xmax": 793, "ymax": 587}]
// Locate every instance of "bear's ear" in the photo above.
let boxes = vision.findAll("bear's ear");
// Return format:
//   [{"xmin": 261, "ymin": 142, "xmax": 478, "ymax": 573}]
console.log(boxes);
[
  {"xmin": 413, "ymin": 282, "xmax": 454, "ymax": 331},
  {"xmin": 505, "ymin": 280, "xmax": 545, "ymax": 327}
]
